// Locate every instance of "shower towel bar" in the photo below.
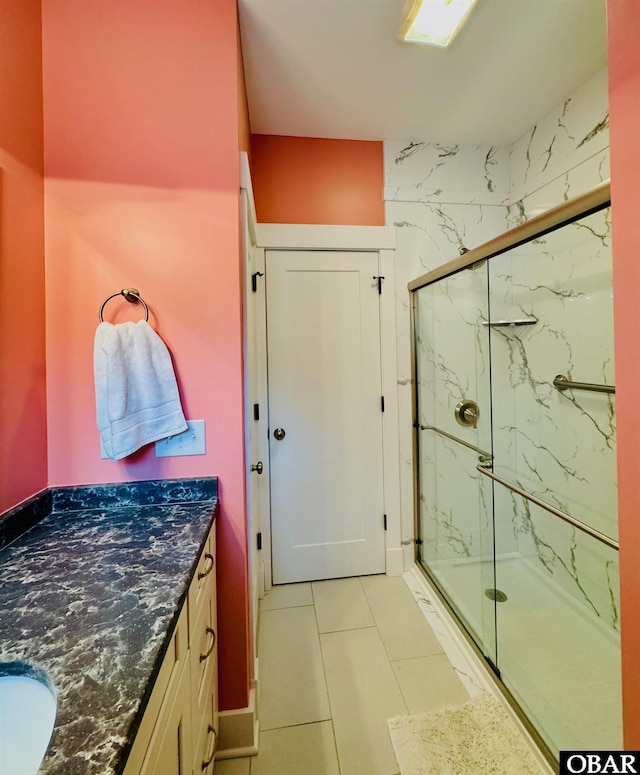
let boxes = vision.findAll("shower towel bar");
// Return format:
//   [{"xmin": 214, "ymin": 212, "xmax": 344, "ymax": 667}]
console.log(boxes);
[
  {"xmin": 420, "ymin": 424, "xmax": 491, "ymax": 459},
  {"xmin": 99, "ymin": 288, "xmax": 149, "ymax": 323},
  {"xmin": 553, "ymin": 374, "xmax": 615, "ymax": 395},
  {"xmin": 476, "ymin": 463, "xmax": 619, "ymax": 551}
]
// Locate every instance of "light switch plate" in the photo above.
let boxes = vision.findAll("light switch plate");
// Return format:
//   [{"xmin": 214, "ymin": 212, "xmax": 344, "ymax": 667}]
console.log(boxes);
[{"xmin": 155, "ymin": 420, "xmax": 206, "ymax": 457}]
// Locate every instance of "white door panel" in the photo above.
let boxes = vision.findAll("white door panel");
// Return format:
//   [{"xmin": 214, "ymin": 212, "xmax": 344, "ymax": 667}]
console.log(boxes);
[{"xmin": 267, "ymin": 250, "xmax": 385, "ymax": 584}]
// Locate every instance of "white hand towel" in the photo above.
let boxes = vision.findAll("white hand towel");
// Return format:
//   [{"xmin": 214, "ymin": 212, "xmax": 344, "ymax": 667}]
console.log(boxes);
[{"xmin": 94, "ymin": 320, "xmax": 188, "ymax": 461}]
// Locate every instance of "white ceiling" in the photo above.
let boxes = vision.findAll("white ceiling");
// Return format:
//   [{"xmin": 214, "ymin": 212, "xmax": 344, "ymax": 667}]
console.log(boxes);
[{"xmin": 238, "ymin": 0, "xmax": 608, "ymax": 147}]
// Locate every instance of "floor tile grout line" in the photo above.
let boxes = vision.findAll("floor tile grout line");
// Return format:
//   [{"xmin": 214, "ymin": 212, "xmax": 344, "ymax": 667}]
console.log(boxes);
[
  {"xmin": 329, "ymin": 717, "xmax": 343, "ymax": 775},
  {"xmin": 389, "ymin": 652, "xmax": 452, "ymax": 666},
  {"xmin": 260, "ymin": 602, "xmax": 315, "ymax": 612},
  {"xmin": 358, "ymin": 574, "xmax": 378, "ymax": 624},
  {"xmin": 311, "ymin": 583, "xmax": 343, "ymax": 775},
  {"xmin": 320, "ymin": 577, "xmax": 410, "ymax": 771},
  {"xmin": 359, "ymin": 576, "xmax": 412, "ymax": 718},
  {"xmin": 319, "ymin": 624, "xmax": 380, "ymax": 636},
  {"xmin": 260, "ymin": 718, "xmax": 334, "ymax": 733}
]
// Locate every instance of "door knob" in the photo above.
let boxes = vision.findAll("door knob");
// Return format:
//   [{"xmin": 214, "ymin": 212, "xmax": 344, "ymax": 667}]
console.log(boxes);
[
  {"xmin": 251, "ymin": 461, "xmax": 263, "ymax": 475},
  {"xmin": 273, "ymin": 428, "xmax": 286, "ymax": 441}
]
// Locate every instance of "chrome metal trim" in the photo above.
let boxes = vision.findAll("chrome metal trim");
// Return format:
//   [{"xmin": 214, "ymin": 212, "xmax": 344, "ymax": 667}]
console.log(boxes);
[
  {"xmin": 410, "ymin": 293, "xmax": 421, "ymax": 565},
  {"xmin": 99, "ymin": 288, "xmax": 149, "ymax": 323},
  {"xmin": 476, "ymin": 464, "xmax": 619, "ymax": 551},
  {"xmin": 408, "ymin": 180, "xmax": 610, "ymax": 292},
  {"xmin": 553, "ymin": 374, "xmax": 615, "ymax": 395},
  {"xmin": 454, "ymin": 399, "xmax": 479, "ymax": 428},
  {"xmin": 420, "ymin": 424, "xmax": 491, "ymax": 458}
]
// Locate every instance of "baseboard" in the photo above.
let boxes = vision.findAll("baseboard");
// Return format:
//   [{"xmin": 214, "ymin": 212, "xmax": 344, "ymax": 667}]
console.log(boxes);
[
  {"xmin": 215, "ymin": 687, "xmax": 259, "ymax": 759},
  {"xmin": 385, "ymin": 546, "xmax": 404, "ymax": 577}
]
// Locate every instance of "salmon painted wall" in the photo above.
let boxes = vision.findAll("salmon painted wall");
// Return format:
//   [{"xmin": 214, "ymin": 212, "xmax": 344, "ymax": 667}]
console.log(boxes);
[
  {"xmin": 41, "ymin": 0, "xmax": 249, "ymax": 712},
  {"xmin": 250, "ymin": 134, "xmax": 385, "ymax": 225},
  {"xmin": 0, "ymin": 0, "xmax": 47, "ymax": 513},
  {"xmin": 608, "ymin": 0, "xmax": 640, "ymax": 747}
]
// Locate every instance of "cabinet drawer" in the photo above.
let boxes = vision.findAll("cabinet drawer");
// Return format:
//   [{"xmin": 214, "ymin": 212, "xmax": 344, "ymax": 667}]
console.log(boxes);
[
  {"xmin": 193, "ymin": 693, "xmax": 217, "ymax": 775},
  {"xmin": 190, "ymin": 588, "xmax": 217, "ymax": 721},
  {"xmin": 122, "ymin": 607, "xmax": 189, "ymax": 775},
  {"xmin": 189, "ymin": 528, "xmax": 216, "ymax": 645},
  {"xmin": 139, "ymin": 656, "xmax": 192, "ymax": 775}
]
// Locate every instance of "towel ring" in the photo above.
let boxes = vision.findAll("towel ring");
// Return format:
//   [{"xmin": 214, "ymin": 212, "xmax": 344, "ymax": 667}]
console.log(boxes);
[{"xmin": 99, "ymin": 288, "xmax": 149, "ymax": 323}]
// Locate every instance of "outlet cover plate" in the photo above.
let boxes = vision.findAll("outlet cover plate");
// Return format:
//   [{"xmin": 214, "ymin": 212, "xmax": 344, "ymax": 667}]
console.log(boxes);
[{"xmin": 155, "ymin": 420, "xmax": 206, "ymax": 457}]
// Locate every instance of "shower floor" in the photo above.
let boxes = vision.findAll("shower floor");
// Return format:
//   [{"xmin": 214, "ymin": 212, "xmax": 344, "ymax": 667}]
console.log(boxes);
[{"xmin": 426, "ymin": 553, "xmax": 622, "ymax": 754}]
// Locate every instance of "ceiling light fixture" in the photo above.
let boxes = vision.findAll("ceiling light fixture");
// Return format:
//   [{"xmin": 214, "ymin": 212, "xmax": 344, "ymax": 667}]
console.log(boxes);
[{"xmin": 398, "ymin": 0, "xmax": 479, "ymax": 48}]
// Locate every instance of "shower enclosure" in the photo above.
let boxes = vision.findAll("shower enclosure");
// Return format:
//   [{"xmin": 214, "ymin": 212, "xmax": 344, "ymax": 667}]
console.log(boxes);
[{"xmin": 410, "ymin": 182, "xmax": 620, "ymax": 761}]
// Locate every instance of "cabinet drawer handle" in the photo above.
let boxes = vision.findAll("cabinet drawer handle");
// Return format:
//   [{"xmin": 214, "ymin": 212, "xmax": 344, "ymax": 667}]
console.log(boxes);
[
  {"xmin": 200, "ymin": 627, "xmax": 216, "ymax": 662},
  {"xmin": 198, "ymin": 553, "xmax": 215, "ymax": 580},
  {"xmin": 202, "ymin": 724, "xmax": 217, "ymax": 770}
]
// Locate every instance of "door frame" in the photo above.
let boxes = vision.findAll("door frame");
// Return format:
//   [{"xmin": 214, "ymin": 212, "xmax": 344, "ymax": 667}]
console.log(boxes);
[
  {"xmin": 241, "ymin": 153, "xmax": 401, "ymax": 598},
  {"xmin": 255, "ymin": 226, "xmax": 401, "ymax": 583}
]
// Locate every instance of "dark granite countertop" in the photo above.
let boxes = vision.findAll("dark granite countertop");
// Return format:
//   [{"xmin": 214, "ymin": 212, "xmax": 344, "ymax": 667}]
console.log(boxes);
[{"xmin": 0, "ymin": 477, "xmax": 218, "ymax": 774}]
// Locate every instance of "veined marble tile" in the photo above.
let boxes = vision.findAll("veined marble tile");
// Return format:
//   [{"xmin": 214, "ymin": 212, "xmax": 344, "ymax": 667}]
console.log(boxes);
[
  {"xmin": 383, "ymin": 186, "xmax": 508, "ymax": 207},
  {"xmin": 510, "ymin": 68, "xmax": 609, "ymax": 204},
  {"xmin": 488, "ymin": 207, "xmax": 616, "ymax": 537},
  {"xmin": 384, "ymin": 142, "xmax": 509, "ymax": 198},
  {"xmin": 401, "ymin": 571, "xmax": 487, "ymax": 698},
  {"xmin": 493, "ymin": 488, "xmax": 620, "ymax": 632},
  {"xmin": 507, "ymin": 149, "xmax": 610, "ymax": 230},
  {"xmin": 387, "ymin": 198, "xmax": 507, "ymax": 554}
]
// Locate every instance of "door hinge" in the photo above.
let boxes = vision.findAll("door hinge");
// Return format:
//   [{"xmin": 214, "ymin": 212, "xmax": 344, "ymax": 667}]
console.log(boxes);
[
  {"xmin": 373, "ymin": 275, "xmax": 385, "ymax": 295},
  {"xmin": 256, "ymin": 532, "xmax": 262, "ymax": 551},
  {"xmin": 383, "ymin": 514, "xmax": 387, "ymax": 531},
  {"xmin": 381, "ymin": 396, "xmax": 385, "ymax": 412},
  {"xmin": 253, "ymin": 403, "xmax": 260, "ymax": 421},
  {"xmin": 251, "ymin": 271, "xmax": 264, "ymax": 293}
]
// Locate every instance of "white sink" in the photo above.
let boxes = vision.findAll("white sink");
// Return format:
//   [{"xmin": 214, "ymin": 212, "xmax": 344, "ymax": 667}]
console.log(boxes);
[{"xmin": 0, "ymin": 664, "xmax": 57, "ymax": 775}]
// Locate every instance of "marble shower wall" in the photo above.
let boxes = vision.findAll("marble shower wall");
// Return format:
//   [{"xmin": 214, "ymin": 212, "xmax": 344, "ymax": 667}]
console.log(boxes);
[
  {"xmin": 508, "ymin": 68, "xmax": 610, "ymax": 225},
  {"xmin": 387, "ymin": 66, "xmax": 616, "ymax": 628},
  {"xmin": 493, "ymin": 67, "xmax": 616, "ymax": 630},
  {"xmin": 488, "ymin": 206, "xmax": 618, "ymax": 631},
  {"xmin": 384, "ymin": 141, "xmax": 509, "ymax": 567}
]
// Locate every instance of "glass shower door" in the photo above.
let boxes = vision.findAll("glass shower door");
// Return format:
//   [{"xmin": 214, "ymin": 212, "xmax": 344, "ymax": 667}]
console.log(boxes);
[
  {"xmin": 411, "ymin": 187, "xmax": 621, "ymax": 762},
  {"xmin": 486, "ymin": 204, "xmax": 621, "ymax": 754},
  {"xmin": 413, "ymin": 263, "xmax": 496, "ymax": 666}
]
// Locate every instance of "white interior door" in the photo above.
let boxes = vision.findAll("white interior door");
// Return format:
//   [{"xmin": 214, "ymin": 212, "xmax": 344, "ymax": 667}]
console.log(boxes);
[{"xmin": 266, "ymin": 250, "xmax": 386, "ymax": 584}]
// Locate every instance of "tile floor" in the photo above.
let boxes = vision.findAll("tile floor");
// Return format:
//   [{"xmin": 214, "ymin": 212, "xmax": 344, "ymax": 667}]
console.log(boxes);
[{"xmin": 214, "ymin": 574, "xmax": 470, "ymax": 775}]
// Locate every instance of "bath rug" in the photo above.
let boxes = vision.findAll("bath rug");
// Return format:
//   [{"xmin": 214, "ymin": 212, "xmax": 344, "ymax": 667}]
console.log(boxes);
[{"xmin": 387, "ymin": 692, "xmax": 545, "ymax": 775}]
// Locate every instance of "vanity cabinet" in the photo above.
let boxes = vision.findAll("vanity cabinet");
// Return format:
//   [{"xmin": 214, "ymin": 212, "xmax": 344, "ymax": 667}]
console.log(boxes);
[
  {"xmin": 189, "ymin": 528, "xmax": 219, "ymax": 774},
  {"xmin": 123, "ymin": 521, "xmax": 217, "ymax": 775}
]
